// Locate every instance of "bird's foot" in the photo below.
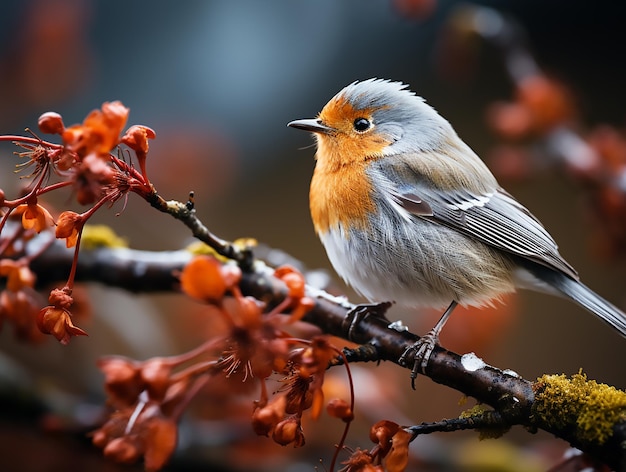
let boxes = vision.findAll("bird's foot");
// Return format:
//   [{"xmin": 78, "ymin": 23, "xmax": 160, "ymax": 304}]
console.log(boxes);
[
  {"xmin": 342, "ymin": 301, "xmax": 393, "ymax": 341},
  {"xmin": 399, "ymin": 329, "xmax": 440, "ymax": 389}
]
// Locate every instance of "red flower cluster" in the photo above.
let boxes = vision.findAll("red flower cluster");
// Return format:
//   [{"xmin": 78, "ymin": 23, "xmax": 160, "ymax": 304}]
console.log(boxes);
[
  {"xmin": 0, "ymin": 102, "xmax": 157, "ymax": 343},
  {"xmin": 37, "ymin": 286, "xmax": 87, "ymax": 345},
  {"xmin": 341, "ymin": 421, "xmax": 412, "ymax": 472},
  {"xmin": 487, "ymin": 75, "xmax": 574, "ymax": 140},
  {"xmin": 252, "ymin": 336, "xmax": 339, "ymax": 448},
  {"xmin": 90, "ymin": 255, "xmax": 356, "ymax": 470},
  {"xmin": 0, "ymin": 258, "xmax": 43, "ymax": 342},
  {"xmin": 486, "ymin": 73, "xmax": 626, "ymax": 258},
  {"xmin": 92, "ymin": 356, "xmax": 183, "ymax": 472},
  {"xmin": 62, "ymin": 101, "xmax": 129, "ymax": 158}
]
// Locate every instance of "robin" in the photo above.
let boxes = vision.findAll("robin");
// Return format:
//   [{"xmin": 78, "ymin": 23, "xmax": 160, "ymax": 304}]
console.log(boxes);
[{"xmin": 288, "ymin": 78, "xmax": 626, "ymax": 380}]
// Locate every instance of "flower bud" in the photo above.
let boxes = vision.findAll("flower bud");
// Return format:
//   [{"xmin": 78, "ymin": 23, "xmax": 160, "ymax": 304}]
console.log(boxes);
[
  {"xmin": 97, "ymin": 357, "xmax": 141, "ymax": 407},
  {"xmin": 38, "ymin": 112, "xmax": 65, "ymax": 134},
  {"xmin": 326, "ymin": 398, "xmax": 354, "ymax": 422},
  {"xmin": 272, "ymin": 417, "xmax": 305, "ymax": 447},
  {"xmin": 369, "ymin": 420, "xmax": 400, "ymax": 454},
  {"xmin": 251, "ymin": 395, "xmax": 286, "ymax": 437},
  {"xmin": 121, "ymin": 125, "xmax": 156, "ymax": 154},
  {"xmin": 91, "ymin": 429, "xmax": 109, "ymax": 448},
  {"xmin": 275, "ymin": 266, "xmax": 306, "ymax": 299},
  {"xmin": 180, "ymin": 256, "xmax": 227, "ymax": 303},
  {"xmin": 140, "ymin": 358, "xmax": 171, "ymax": 401},
  {"xmin": 48, "ymin": 287, "xmax": 73, "ymax": 310}
]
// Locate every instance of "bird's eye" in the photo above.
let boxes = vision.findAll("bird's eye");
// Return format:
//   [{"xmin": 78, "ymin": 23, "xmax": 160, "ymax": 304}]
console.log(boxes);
[{"xmin": 353, "ymin": 117, "xmax": 371, "ymax": 132}]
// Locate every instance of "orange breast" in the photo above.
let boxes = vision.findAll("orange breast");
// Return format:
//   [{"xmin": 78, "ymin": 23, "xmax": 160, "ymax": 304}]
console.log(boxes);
[{"xmin": 309, "ymin": 159, "xmax": 375, "ymax": 235}]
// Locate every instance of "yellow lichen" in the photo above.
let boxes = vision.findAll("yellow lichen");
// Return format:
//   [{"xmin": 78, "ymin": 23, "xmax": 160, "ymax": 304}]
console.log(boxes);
[
  {"xmin": 460, "ymin": 404, "xmax": 491, "ymax": 419},
  {"xmin": 459, "ymin": 404, "xmax": 510, "ymax": 439},
  {"xmin": 186, "ymin": 241, "xmax": 217, "ymax": 256},
  {"xmin": 81, "ymin": 225, "xmax": 128, "ymax": 249},
  {"xmin": 532, "ymin": 371, "xmax": 626, "ymax": 444},
  {"xmin": 186, "ymin": 238, "xmax": 256, "ymax": 261}
]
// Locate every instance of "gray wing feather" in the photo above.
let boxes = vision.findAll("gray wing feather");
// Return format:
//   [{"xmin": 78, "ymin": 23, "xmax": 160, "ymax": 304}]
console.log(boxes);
[{"xmin": 389, "ymin": 174, "xmax": 580, "ymax": 280}]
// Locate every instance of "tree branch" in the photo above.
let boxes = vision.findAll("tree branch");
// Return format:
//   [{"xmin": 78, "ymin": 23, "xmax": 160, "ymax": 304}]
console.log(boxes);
[{"xmin": 27, "ymin": 238, "xmax": 626, "ymax": 470}]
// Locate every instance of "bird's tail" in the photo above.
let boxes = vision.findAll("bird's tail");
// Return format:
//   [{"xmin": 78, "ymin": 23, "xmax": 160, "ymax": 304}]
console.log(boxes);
[{"xmin": 537, "ymin": 269, "xmax": 626, "ymax": 337}]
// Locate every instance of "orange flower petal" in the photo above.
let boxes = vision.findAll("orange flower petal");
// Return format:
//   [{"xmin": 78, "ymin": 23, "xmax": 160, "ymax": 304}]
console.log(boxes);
[
  {"xmin": 63, "ymin": 101, "xmax": 130, "ymax": 156},
  {"xmin": 121, "ymin": 125, "xmax": 156, "ymax": 154},
  {"xmin": 0, "ymin": 260, "xmax": 36, "ymax": 292},
  {"xmin": 385, "ymin": 428, "xmax": 412, "ymax": 472},
  {"xmin": 37, "ymin": 306, "xmax": 88, "ymax": 344},
  {"xmin": 14, "ymin": 203, "xmax": 55, "ymax": 233},
  {"xmin": 144, "ymin": 418, "xmax": 178, "ymax": 471},
  {"xmin": 56, "ymin": 211, "xmax": 83, "ymax": 248}
]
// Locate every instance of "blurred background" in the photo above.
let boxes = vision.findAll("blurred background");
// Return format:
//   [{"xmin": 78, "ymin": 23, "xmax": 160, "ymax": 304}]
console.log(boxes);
[{"xmin": 1, "ymin": 0, "xmax": 626, "ymax": 470}]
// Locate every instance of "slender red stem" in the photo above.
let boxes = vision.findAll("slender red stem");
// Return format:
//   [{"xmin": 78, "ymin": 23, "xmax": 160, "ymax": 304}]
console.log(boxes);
[
  {"xmin": 170, "ymin": 373, "xmax": 212, "ymax": 422},
  {"xmin": 0, "ymin": 135, "xmax": 62, "ymax": 148},
  {"xmin": 65, "ymin": 226, "xmax": 83, "ymax": 289},
  {"xmin": 170, "ymin": 360, "xmax": 220, "ymax": 384},
  {"xmin": 163, "ymin": 337, "xmax": 227, "ymax": 370},
  {"xmin": 35, "ymin": 180, "xmax": 73, "ymax": 195},
  {"xmin": 329, "ymin": 348, "xmax": 355, "ymax": 472}
]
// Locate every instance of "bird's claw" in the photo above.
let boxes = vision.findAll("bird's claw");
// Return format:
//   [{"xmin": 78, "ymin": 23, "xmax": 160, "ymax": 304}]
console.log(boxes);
[
  {"xmin": 342, "ymin": 301, "xmax": 393, "ymax": 341},
  {"xmin": 399, "ymin": 329, "xmax": 440, "ymax": 389}
]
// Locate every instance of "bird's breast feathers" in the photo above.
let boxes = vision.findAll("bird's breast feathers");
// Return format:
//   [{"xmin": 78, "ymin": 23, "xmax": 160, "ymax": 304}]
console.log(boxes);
[{"xmin": 309, "ymin": 159, "xmax": 379, "ymax": 235}]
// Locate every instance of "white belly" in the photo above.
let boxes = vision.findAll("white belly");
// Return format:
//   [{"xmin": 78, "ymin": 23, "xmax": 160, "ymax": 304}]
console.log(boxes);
[{"xmin": 318, "ymin": 215, "xmax": 517, "ymax": 309}]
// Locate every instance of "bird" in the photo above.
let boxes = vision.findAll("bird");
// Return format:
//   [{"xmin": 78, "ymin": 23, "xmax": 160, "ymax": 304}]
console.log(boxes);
[{"xmin": 287, "ymin": 78, "xmax": 626, "ymax": 380}]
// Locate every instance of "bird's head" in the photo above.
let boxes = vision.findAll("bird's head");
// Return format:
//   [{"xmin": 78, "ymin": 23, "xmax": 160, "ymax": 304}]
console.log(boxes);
[{"xmin": 288, "ymin": 78, "xmax": 453, "ymax": 171}]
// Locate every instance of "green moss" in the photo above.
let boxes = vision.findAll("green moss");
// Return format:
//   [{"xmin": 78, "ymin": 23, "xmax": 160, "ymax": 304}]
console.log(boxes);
[{"xmin": 533, "ymin": 371, "xmax": 626, "ymax": 444}]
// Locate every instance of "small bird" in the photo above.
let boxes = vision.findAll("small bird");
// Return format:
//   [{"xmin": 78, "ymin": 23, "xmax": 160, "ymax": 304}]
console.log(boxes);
[{"xmin": 288, "ymin": 78, "xmax": 626, "ymax": 379}]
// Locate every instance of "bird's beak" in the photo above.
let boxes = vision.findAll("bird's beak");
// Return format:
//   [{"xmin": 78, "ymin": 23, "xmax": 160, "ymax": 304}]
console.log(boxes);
[{"xmin": 287, "ymin": 118, "xmax": 334, "ymax": 135}]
